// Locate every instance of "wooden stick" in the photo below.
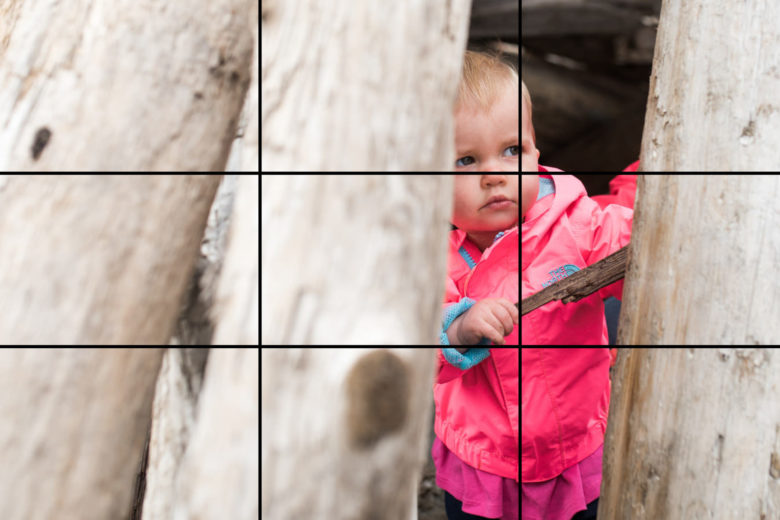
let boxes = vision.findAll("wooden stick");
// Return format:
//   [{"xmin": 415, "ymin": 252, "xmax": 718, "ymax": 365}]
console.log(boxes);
[{"xmin": 521, "ymin": 244, "xmax": 630, "ymax": 316}]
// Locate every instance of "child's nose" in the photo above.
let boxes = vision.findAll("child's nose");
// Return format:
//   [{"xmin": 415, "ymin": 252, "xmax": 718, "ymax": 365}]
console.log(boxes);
[{"xmin": 478, "ymin": 160, "xmax": 512, "ymax": 172}]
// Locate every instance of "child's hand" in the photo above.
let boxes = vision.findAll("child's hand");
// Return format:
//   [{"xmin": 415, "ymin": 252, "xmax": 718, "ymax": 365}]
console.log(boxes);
[{"xmin": 450, "ymin": 298, "xmax": 519, "ymax": 345}]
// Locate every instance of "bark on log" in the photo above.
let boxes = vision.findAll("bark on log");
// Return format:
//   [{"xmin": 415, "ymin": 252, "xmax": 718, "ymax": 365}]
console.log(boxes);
[
  {"xmin": 521, "ymin": 244, "xmax": 629, "ymax": 316},
  {"xmin": 261, "ymin": 348, "xmax": 435, "ymax": 520},
  {"xmin": 0, "ymin": 0, "xmax": 254, "ymax": 171},
  {"xmin": 0, "ymin": 348, "xmax": 164, "ymax": 520},
  {"xmin": 0, "ymin": 175, "xmax": 222, "ymax": 345}
]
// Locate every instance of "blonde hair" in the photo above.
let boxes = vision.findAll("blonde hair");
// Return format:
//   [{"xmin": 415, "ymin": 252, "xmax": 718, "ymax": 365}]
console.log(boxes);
[{"xmin": 456, "ymin": 50, "xmax": 519, "ymax": 111}]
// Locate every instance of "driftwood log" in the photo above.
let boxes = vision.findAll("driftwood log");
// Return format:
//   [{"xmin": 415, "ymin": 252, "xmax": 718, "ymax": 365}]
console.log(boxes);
[{"xmin": 521, "ymin": 244, "xmax": 629, "ymax": 316}]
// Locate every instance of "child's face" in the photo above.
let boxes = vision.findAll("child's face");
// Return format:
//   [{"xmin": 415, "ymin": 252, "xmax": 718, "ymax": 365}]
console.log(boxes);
[
  {"xmin": 452, "ymin": 175, "xmax": 519, "ymax": 233},
  {"xmin": 521, "ymin": 96, "xmax": 540, "ymax": 172},
  {"xmin": 521, "ymin": 174, "xmax": 539, "ymax": 218},
  {"xmin": 454, "ymin": 84, "xmax": 519, "ymax": 172}
]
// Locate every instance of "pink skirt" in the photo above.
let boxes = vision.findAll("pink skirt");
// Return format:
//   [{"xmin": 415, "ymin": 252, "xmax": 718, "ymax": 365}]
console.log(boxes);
[
  {"xmin": 432, "ymin": 436, "xmax": 519, "ymax": 520},
  {"xmin": 521, "ymin": 443, "xmax": 603, "ymax": 520}
]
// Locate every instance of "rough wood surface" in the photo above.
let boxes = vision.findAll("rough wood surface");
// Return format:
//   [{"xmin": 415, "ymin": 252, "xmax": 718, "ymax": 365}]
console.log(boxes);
[
  {"xmin": 617, "ymin": 175, "xmax": 780, "ymax": 344},
  {"xmin": 0, "ymin": 175, "xmax": 222, "ymax": 345},
  {"xmin": 261, "ymin": 175, "xmax": 453, "ymax": 344},
  {"xmin": 261, "ymin": 0, "xmax": 472, "ymax": 171},
  {"xmin": 601, "ymin": 348, "xmax": 780, "ymax": 519},
  {"xmin": 0, "ymin": 348, "xmax": 164, "ymax": 520},
  {"xmin": 639, "ymin": 0, "xmax": 780, "ymax": 170},
  {"xmin": 261, "ymin": 348, "xmax": 434, "ymax": 520},
  {"xmin": 143, "ymin": 349, "xmax": 210, "ymax": 520},
  {"xmin": 0, "ymin": 0, "xmax": 254, "ymax": 171},
  {"xmin": 175, "ymin": 348, "xmax": 258, "ymax": 520},
  {"xmin": 213, "ymin": 175, "xmax": 258, "ymax": 345},
  {"xmin": 522, "ymin": 244, "xmax": 629, "ymax": 316}
]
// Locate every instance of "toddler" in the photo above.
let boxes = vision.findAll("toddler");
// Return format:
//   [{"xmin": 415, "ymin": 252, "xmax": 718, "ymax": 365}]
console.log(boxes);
[
  {"xmin": 521, "ymin": 80, "xmax": 562, "ymax": 172},
  {"xmin": 434, "ymin": 347, "xmax": 519, "ymax": 519},
  {"xmin": 521, "ymin": 174, "xmax": 632, "ymax": 344},
  {"xmin": 522, "ymin": 348, "xmax": 611, "ymax": 520},
  {"xmin": 454, "ymin": 51, "xmax": 519, "ymax": 172},
  {"xmin": 441, "ymin": 174, "xmax": 518, "ymax": 346}
]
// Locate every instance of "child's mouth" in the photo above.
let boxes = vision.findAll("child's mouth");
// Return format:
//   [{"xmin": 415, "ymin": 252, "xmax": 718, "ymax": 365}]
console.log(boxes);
[{"xmin": 482, "ymin": 200, "xmax": 514, "ymax": 210}]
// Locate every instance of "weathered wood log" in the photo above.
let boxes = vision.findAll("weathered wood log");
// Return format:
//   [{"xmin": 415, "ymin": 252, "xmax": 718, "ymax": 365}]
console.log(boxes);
[
  {"xmin": 213, "ymin": 175, "xmax": 259, "ymax": 345},
  {"xmin": 261, "ymin": 348, "xmax": 434, "ymax": 519},
  {"xmin": 639, "ymin": 0, "xmax": 780, "ymax": 170},
  {"xmin": 262, "ymin": 0, "xmax": 472, "ymax": 171},
  {"xmin": 0, "ymin": 175, "xmax": 222, "ymax": 344},
  {"xmin": 617, "ymin": 175, "xmax": 780, "ymax": 343},
  {"xmin": 0, "ymin": 349, "xmax": 164, "ymax": 520},
  {"xmin": 0, "ymin": 1, "xmax": 254, "ymax": 171},
  {"xmin": 601, "ymin": 348, "xmax": 780, "ymax": 519},
  {"xmin": 261, "ymin": 175, "xmax": 453, "ymax": 344},
  {"xmin": 175, "ymin": 348, "xmax": 258, "ymax": 520},
  {"xmin": 143, "ymin": 349, "xmax": 210, "ymax": 520},
  {"xmin": 521, "ymin": 244, "xmax": 629, "ymax": 316}
]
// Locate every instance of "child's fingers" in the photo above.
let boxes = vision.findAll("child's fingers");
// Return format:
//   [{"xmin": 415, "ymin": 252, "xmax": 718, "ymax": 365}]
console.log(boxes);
[
  {"xmin": 496, "ymin": 299, "xmax": 520, "ymax": 325},
  {"xmin": 481, "ymin": 315, "xmax": 508, "ymax": 345}
]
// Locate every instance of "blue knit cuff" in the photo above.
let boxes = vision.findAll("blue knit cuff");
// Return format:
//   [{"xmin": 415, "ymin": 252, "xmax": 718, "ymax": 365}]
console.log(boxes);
[
  {"xmin": 440, "ymin": 298, "xmax": 477, "ymax": 345},
  {"xmin": 441, "ymin": 348, "xmax": 491, "ymax": 370}
]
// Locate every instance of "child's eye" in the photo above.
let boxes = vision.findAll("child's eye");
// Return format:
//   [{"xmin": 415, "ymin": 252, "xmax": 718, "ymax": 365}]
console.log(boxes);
[
  {"xmin": 456, "ymin": 156, "xmax": 475, "ymax": 167},
  {"xmin": 503, "ymin": 145, "xmax": 520, "ymax": 157}
]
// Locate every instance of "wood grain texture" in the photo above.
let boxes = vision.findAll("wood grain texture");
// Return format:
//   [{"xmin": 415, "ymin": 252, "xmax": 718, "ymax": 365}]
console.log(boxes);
[
  {"xmin": 213, "ymin": 175, "xmax": 258, "ymax": 345},
  {"xmin": 601, "ymin": 348, "xmax": 780, "ymax": 519},
  {"xmin": 0, "ymin": 175, "xmax": 222, "ymax": 345},
  {"xmin": 522, "ymin": 244, "xmax": 629, "ymax": 316},
  {"xmin": 261, "ymin": 175, "xmax": 454, "ymax": 345},
  {"xmin": 261, "ymin": 0, "xmax": 472, "ymax": 171},
  {"xmin": 175, "ymin": 348, "xmax": 258, "ymax": 520},
  {"xmin": 0, "ymin": 348, "xmax": 164, "ymax": 520},
  {"xmin": 639, "ymin": 0, "xmax": 780, "ymax": 170},
  {"xmin": 261, "ymin": 348, "xmax": 433, "ymax": 520},
  {"xmin": 0, "ymin": 0, "xmax": 254, "ymax": 171},
  {"xmin": 617, "ymin": 175, "xmax": 780, "ymax": 344}
]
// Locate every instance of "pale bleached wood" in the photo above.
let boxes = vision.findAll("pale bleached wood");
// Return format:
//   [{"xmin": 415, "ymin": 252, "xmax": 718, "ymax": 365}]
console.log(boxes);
[
  {"xmin": 226, "ymin": 3, "xmax": 259, "ymax": 172},
  {"xmin": 213, "ymin": 175, "xmax": 258, "ymax": 345},
  {"xmin": 175, "ymin": 348, "xmax": 258, "ymax": 520},
  {"xmin": 261, "ymin": 175, "xmax": 454, "ymax": 345},
  {"xmin": 261, "ymin": 0, "xmax": 472, "ymax": 171},
  {"xmin": 639, "ymin": 0, "xmax": 780, "ymax": 170},
  {"xmin": 0, "ymin": 175, "xmax": 222, "ymax": 345},
  {"xmin": 143, "ymin": 348, "xmax": 209, "ymax": 520},
  {"xmin": 601, "ymin": 348, "xmax": 780, "ymax": 519},
  {"xmin": 0, "ymin": 0, "xmax": 254, "ymax": 171},
  {"xmin": 261, "ymin": 348, "xmax": 435, "ymax": 520},
  {"xmin": 0, "ymin": 348, "xmax": 164, "ymax": 520},
  {"xmin": 617, "ymin": 175, "xmax": 780, "ymax": 344}
]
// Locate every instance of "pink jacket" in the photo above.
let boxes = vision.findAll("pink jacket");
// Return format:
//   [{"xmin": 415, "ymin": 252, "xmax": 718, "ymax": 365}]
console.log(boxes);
[
  {"xmin": 522, "ymin": 175, "xmax": 632, "ymax": 345},
  {"xmin": 434, "ymin": 347, "xmax": 519, "ymax": 482},
  {"xmin": 521, "ymin": 348, "xmax": 611, "ymax": 482},
  {"xmin": 591, "ymin": 174, "xmax": 638, "ymax": 210},
  {"xmin": 445, "ymin": 227, "xmax": 519, "ymax": 345},
  {"xmin": 538, "ymin": 164, "xmax": 563, "ymax": 172}
]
